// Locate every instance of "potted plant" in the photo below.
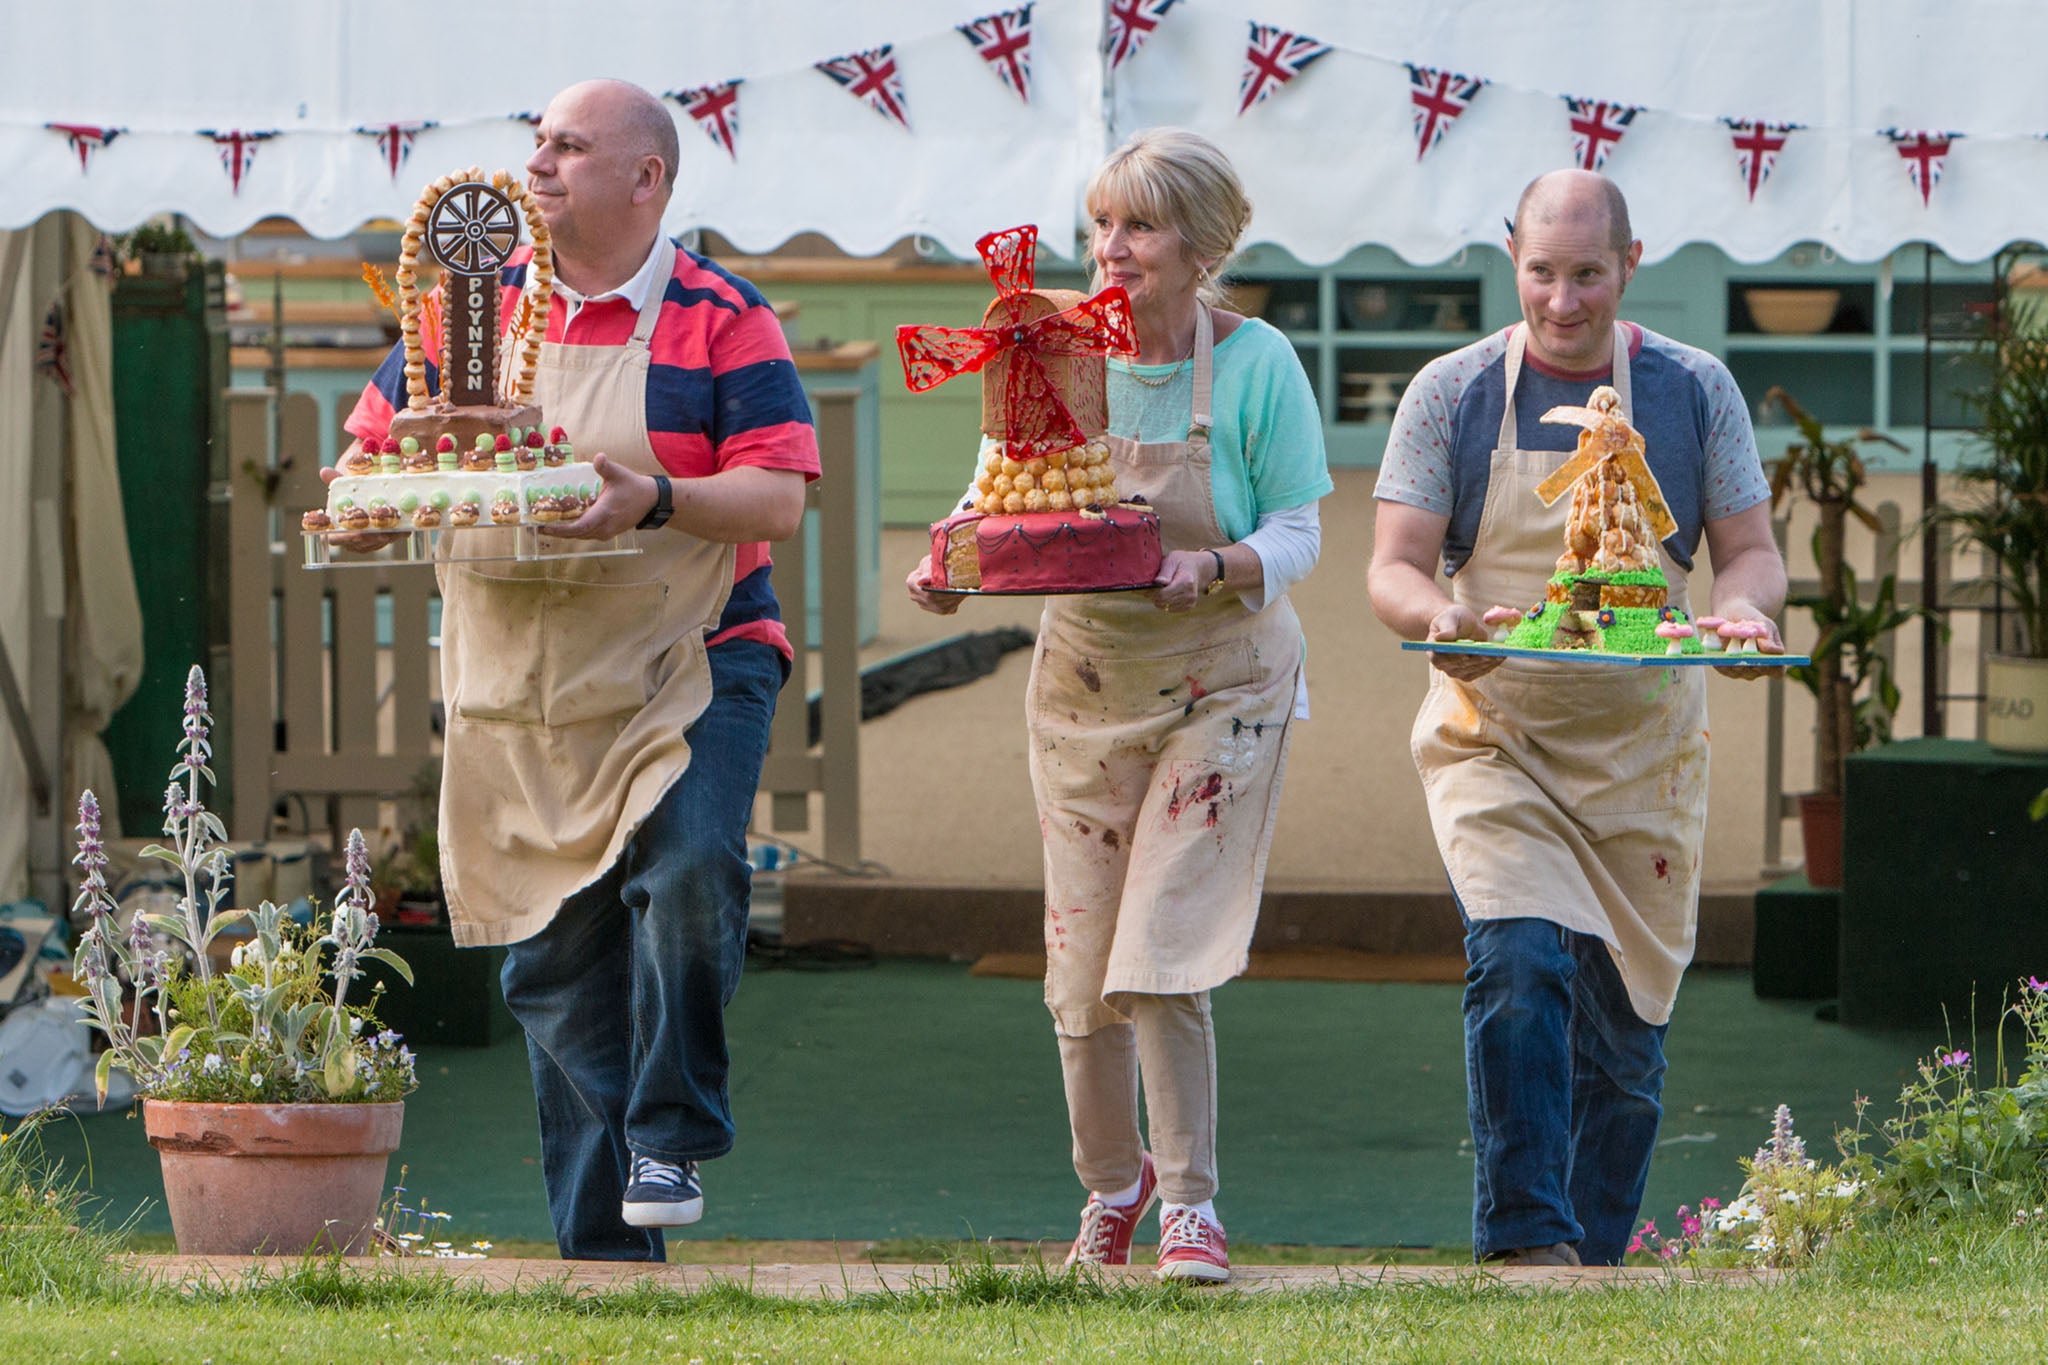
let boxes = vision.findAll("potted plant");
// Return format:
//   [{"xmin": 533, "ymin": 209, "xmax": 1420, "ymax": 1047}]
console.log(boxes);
[
  {"xmin": 1765, "ymin": 388, "xmax": 1929, "ymax": 887},
  {"xmin": 120, "ymin": 218, "xmax": 198, "ymax": 278},
  {"xmin": 1939, "ymin": 281, "xmax": 2048, "ymax": 752},
  {"xmin": 69, "ymin": 666, "xmax": 417, "ymax": 1256}
]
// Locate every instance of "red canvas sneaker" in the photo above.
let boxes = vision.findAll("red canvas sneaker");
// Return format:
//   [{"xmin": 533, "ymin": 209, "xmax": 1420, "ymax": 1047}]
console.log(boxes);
[
  {"xmin": 1064, "ymin": 1152, "xmax": 1159, "ymax": 1267},
  {"xmin": 1155, "ymin": 1204, "xmax": 1230, "ymax": 1283}
]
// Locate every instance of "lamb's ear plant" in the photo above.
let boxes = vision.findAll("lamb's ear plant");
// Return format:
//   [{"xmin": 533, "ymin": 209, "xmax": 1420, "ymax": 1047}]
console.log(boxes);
[{"xmin": 70, "ymin": 665, "xmax": 418, "ymax": 1107}]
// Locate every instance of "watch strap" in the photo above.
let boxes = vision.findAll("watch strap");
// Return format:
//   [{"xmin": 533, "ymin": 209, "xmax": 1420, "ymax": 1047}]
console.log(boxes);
[{"xmin": 637, "ymin": 474, "xmax": 674, "ymax": 530}]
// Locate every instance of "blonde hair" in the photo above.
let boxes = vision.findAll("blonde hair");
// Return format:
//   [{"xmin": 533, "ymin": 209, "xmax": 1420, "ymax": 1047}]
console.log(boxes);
[{"xmin": 1086, "ymin": 128, "xmax": 1251, "ymax": 308}]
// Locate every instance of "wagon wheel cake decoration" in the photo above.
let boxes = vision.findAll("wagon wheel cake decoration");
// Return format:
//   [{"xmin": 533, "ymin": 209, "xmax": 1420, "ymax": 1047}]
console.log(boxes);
[
  {"xmin": 301, "ymin": 166, "xmax": 614, "ymax": 557},
  {"xmin": 388, "ymin": 166, "xmax": 555, "ymax": 448}
]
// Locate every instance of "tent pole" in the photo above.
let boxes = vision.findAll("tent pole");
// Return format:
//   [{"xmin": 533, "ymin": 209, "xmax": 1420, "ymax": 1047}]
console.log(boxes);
[{"xmin": 25, "ymin": 214, "xmax": 70, "ymax": 911}]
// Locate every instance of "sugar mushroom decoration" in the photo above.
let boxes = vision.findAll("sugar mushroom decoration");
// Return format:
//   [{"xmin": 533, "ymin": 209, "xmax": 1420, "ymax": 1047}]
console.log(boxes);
[
  {"xmin": 1481, "ymin": 605, "xmax": 1525, "ymax": 643},
  {"xmin": 1725, "ymin": 620, "xmax": 1767, "ymax": 655},
  {"xmin": 1656, "ymin": 619, "xmax": 1696, "ymax": 655},
  {"xmin": 1694, "ymin": 615, "xmax": 1728, "ymax": 651}
]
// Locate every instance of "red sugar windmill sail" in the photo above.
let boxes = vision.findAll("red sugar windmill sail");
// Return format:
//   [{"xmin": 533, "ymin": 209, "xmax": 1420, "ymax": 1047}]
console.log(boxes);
[{"xmin": 897, "ymin": 225, "xmax": 1134, "ymax": 460}]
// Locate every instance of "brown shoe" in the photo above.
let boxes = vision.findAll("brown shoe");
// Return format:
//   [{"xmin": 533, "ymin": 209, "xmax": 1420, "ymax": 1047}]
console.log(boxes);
[{"xmin": 1492, "ymin": 1242, "xmax": 1582, "ymax": 1267}]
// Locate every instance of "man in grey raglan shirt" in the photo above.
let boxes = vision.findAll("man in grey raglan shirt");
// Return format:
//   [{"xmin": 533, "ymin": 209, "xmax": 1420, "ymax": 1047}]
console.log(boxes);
[{"xmin": 1367, "ymin": 170, "xmax": 1788, "ymax": 1266}]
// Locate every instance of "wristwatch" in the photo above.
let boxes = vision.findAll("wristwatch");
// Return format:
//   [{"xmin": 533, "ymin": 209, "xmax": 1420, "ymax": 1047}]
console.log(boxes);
[
  {"xmin": 637, "ymin": 474, "xmax": 674, "ymax": 531},
  {"xmin": 1203, "ymin": 548, "xmax": 1228, "ymax": 595}
]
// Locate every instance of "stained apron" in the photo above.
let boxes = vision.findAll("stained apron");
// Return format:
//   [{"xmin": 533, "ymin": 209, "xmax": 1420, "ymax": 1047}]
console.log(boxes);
[
  {"xmin": 1031, "ymin": 304, "xmax": 1306, "ymax": 1035},
  {"xmin": 1409, "ymin": 322, "xmax": 1709, "ymax": 1024},
  {"xmin": 435, "ymin": 237, "xmax": 737, "ymax": 947}
]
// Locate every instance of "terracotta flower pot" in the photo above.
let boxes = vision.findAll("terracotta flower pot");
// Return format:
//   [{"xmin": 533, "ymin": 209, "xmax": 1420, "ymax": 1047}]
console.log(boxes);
[
  {"xmin": 144, "ymin": 1099, "xmax": 404, "ymax": 1255},
  {"xmin": 1797, "ymin": 792, "xmax": 1844, "ymax": 889}
]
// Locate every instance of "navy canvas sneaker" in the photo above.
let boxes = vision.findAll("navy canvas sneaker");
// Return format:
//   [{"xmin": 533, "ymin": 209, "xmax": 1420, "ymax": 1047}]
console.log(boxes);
[{"xmin": 621, "ymin": 1155, "xmax": 705, "ymax": 1228}]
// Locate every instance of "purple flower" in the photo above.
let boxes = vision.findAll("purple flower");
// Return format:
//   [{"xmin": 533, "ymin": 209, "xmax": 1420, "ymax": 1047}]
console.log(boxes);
[
  {"xmin": 71, "ymin": 792, "xmax": 115, "ymax": 921},
  {"xmin": 1938, "ymin": 1049, "xmax": 1970, "ymax": 1069},
  {"xmin": 343, "ymin": 828, "xmax": 372, "ymax": 911},
  {"xmin": 2026, "ymin": 976, "xmax": 2048, "ymax": 995},
  {"xmin": 178, "ymin": 665, "xmax": 213, "ymax": 772}
]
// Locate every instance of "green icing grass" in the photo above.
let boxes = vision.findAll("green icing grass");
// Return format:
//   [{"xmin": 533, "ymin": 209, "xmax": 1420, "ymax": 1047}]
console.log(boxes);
[
  {"xmin": 1503, "ymin": 603, "xmax": 1703, "ymax": 656},
  {"xmin": 1547, "ymin": 565, "xmax": 1670, "ymax": 588}
]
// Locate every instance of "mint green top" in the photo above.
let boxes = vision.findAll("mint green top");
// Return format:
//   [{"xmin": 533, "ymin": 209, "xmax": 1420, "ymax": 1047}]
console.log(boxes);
[{"xmin": 1105, "ymin": 317, "xmax": 1332, "ymax": 543}]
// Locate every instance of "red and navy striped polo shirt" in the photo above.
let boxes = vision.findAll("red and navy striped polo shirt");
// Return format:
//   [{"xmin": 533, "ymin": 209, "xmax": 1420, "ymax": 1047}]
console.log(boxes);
[{"xmin": 345, "ymin": 240, "xmax": 821, "ymax": 658}]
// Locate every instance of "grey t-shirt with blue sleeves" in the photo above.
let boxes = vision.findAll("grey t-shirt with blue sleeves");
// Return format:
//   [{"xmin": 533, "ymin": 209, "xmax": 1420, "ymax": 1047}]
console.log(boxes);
[{"xmin": 1374, "ymin": 324, "xmax": 1771, "ymax": 577}]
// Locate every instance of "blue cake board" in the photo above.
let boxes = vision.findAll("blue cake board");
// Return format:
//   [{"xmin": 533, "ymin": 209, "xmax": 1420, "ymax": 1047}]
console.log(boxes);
[{"xmin": 1399, "ymin": 641, "xmax": 1810, "ymax": 669}]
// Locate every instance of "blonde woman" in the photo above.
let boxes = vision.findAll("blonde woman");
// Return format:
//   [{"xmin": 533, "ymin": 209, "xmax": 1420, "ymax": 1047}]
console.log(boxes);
[{"xmin": 910, "ymin": 129, "xmax": 1331, "ymax": 1281}]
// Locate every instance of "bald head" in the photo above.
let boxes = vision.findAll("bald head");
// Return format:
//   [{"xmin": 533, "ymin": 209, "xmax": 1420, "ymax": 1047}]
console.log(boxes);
[
  {"xmin": 1512, "ymin": 170, "xmax": 1632, "ymax": 265},
  {"xmin": 557, "ymin": 78, "xmax": 681, "ymax": 190}
]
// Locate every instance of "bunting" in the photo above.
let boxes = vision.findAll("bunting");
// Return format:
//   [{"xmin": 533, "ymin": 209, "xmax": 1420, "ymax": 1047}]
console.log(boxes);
[
  {"xmin": 1406, "ymin": 66, "xmax": 1483, "ymax": 162},
  {"xmin": 817, "ymin": 47, "xmax": 911, "ymax": 130},
  {"xmin": 1105, "ymin": 0, "xmax": 1180, "ymax": 72},
  {"xmin": 47, "ymin": 123, "xmax": 120, "ymax": 174},
  {"xmin": 1238, "ymin": 24, "xmax": 1331, "ymax": 116},
  {"xmin": 358, "ymin": 122, "xmax": 434, "ymax": 180},
  {"xmin": 1564, "ymin": 98, "xmax": 1637, "ymax": 171},
  {"xmin": 959, "ymin": 6, "xmax": 1034, "ymax": 104},
  {"xmin": 201, "ymin": 129, "xmax": 276, "ymax": 194},
  {"xmin": 673, "ymin": 83, "xmax": 742, "ymax": 159},
  {"xmin": 88, "ymin": 234, "xmax": 118, "ymax": 281},
  {"xmin": 1725, "ymin": 120, "xmax": 1795, "ymax": 201},
  {"xmin": 1888, "ymin": 129, "xmax": 1957, "ymax": 207},
  {"xmin": 35, "ymin": 300, "xmax": 70, "ymax": 396}
]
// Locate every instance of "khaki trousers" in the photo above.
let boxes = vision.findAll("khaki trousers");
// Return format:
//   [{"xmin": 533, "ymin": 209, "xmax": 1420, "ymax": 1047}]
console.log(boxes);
[{"xmin": 1057, "ymin": 991, "xmax": 1218, "ymax": 1205}]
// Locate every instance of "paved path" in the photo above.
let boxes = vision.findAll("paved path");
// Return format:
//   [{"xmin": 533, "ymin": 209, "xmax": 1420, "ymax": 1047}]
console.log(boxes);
[{"xmin": 131, "ymin": 1256, "xmax": 1776, "ymax": 1298}]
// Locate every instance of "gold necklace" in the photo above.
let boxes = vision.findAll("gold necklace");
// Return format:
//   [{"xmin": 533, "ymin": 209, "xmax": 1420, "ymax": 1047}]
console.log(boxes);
[{"xmin": 1123, "ymin": 346, "xmax": 1190, "ymax": 388}]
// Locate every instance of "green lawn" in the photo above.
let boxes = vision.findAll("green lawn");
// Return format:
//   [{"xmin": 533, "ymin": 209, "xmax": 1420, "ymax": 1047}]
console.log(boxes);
[{"xmin": 3, "ymin": 1239, "xmax": 2046, "ymax": 1363}]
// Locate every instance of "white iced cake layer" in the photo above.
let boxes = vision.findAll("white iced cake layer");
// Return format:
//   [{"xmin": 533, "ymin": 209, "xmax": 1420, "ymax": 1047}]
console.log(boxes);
[{"xmin": 324, "ymin": 466, "xmax": 602, "ymax": 528}]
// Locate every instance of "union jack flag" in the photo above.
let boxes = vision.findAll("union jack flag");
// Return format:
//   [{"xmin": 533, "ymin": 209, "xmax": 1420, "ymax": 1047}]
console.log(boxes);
[
  {"xmin": 1724, "ymin": 119, "xmax": 1795, "ymax": 201},
  {"xmin": 1406, "ymin": 66, "xmax": 1483, "ymax": 162},
  {"xmin": 1564, "ymin": 98, "xmax": 1636, "ymax": 172},
  {"xmin": 817, "ymin": 46, "xmax": 910, "ymax": 130},
  {"xmin": 47, "ymin": 123, "xmax": 121, "ymax": 174},
  {"xmin": 960, "ymin": 6, "xmax": 1033, "ymax": 104},
  {"xmin": 357, "ymin": 122, "xmax": 435, "ymax": 180},
  {"xmin": 1238, "ymin": 24, "xmax": 1330, "ymax": 117},
  {"xmin": 509, "ymin": 111, "xmax": 545, "ymax": 128},
  {"xmin": 36, "ymin": 301, "xmax": 70, "ymax": 397},
  {"xmin": 201, "ymin": 129, "xmax": 276, "ymax": 194},
  {"xmin": 673, "ymin": 83, "xmax": 741, "ymax": 159},
  {"xmin": 1888, "ymin": 129, "xmax": 1958, "ymax": 208},
  {"xmin": 1104, "ymin": 0, "xmax": 1179, "ymax": 72}
]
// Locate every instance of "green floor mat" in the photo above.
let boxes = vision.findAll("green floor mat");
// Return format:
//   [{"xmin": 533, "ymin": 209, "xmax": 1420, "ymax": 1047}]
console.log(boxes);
[{"xmin": 32, "ymin": 963, "xmax": 1931, "ymax": 1251}]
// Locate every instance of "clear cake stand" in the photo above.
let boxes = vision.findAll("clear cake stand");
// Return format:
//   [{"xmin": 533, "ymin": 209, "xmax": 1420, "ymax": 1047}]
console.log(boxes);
[{"xmin": 300, "ymin": 525, "xmax": 642, "ymax": 569}]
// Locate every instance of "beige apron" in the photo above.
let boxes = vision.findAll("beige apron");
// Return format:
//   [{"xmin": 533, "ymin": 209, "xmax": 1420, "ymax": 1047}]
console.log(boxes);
[
  {"xmin": 1410, "ymin": 323, "xmax": 1708, "ymax": 1024},
  {"xmin": 436, "ymin": 238, "xmax": 737, "ymax": 947},
  {"xmin": 1031, "ymin": 305, "xmax": 1306, "ymax": 1035}
]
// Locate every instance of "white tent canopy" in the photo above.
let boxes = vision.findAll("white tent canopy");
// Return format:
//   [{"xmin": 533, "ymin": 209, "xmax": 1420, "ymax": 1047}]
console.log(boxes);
[{"xmin": 4, "ymin": 1, "xmax": 2047, "ymax": 264}]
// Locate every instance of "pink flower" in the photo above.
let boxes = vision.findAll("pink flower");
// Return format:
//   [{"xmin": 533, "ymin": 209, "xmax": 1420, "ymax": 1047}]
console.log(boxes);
[
  {"xmin": 1701, "ymin": 1197, "xmax": 1722, "ymax": 1212},
  {"xmin": 1681, "ymin": 1213, "xmax": 1702, "ymax": 1238},
  {"xmin": 2026, "ymin": 976, "xmax": 2048, "ymax": 995},
  {"xmin": 1938, "ymin": 1049, "xmax": 1970, "ymax": 1069}
]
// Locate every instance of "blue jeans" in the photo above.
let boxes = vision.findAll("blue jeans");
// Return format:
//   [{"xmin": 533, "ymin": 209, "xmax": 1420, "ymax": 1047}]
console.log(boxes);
[
  {"xmin": 500, "ymin": 638, "xmax": 784, "ymax": 1261},
  {"xmin": 1462, "ymin": 914, "xmax": 1668, "ymax": 1265}
]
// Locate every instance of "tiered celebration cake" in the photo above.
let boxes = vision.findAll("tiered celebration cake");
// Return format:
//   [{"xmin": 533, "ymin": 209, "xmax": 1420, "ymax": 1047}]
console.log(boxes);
[{"xmin": 900, "ymin": 225, "xmax": 1162, "ymax": 593}]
